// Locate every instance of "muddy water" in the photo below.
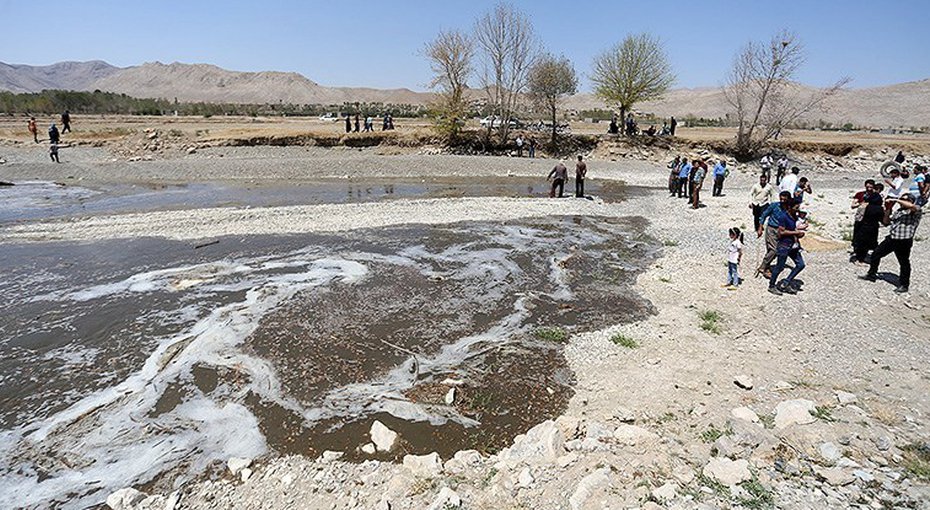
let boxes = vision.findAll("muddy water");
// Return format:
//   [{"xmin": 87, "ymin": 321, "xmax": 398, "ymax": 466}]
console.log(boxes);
[{"xmin": 0, "ymin": 214, "xmax": 655, "ymax": 509}]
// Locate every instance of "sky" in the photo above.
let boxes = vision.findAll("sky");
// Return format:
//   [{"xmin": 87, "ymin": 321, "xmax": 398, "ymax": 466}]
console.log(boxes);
[{"xmin": 2, "ymin": 0, "xmax": 928, "ymax": 92}]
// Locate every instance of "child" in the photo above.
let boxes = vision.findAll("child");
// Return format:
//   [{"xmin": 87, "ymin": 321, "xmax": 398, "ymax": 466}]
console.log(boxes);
[
  {"xmin": 726, "ymin": 227, "xmax": 743, "ymax": 289},
  {"xmin": 49, "ymin": 142, "xmax": 60, "ymax": 163}
]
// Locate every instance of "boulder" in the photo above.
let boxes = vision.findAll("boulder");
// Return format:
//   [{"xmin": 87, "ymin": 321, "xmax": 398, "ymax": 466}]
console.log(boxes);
[
  {"xmin": 444, "ymin": 387, "xmax": 456, "ymax": 405},
  {"xmin": 321, "ymin": 451, "xmax": 344, "ymax": 462},
  {"xmin": 555, "ymin": 415, "xmax": 582, "ymax": 440},
  {"xmin": 569, "ymin": 467, "xmax": 610, "ymax": 510},
  {"xmin": 612, "ymin": 424, "xmax": 659, "ymax": 446},
  {"xmin": 613, "ymin": 406, "xmax": 636, "ymax": 423},
  {"xmin": 814, "ymin": 466, "xmax": 855, "ymax": 486},
  {"xmin": 835, "ymin": 391, "xmax": 858, "ymax": 405},
  {"xmin": 370, "ymin": 420, "xmax": 399, "ymax": 452},
  {"xmin": 105, "ymin": 488, "xmax": 147, "ymax": 510},
  {"xmin": 819, "ymin": 442, "xmax": 842, "ymax": 463},
  {"xmin": 652, "ymin": 482, "xmax": 679, "ymax": 503},
  {"xmin": 517, "ymin": 467, "xmax": 535, "ymax": 488},
  {"xmin": 427, "ymin": 487, "xmax": 461, "ymax": 510},
  {"xmin": 497, "ymin": 420, "xmax": 565, "ymax": 464},
  {"xmin": 403, "ymin": 452, "xmax": 443, "ymax": 478},
  {"xmin": 731, "ymin": 407, "xmax": 760, "ymax": 423},
  {"xmin": 702, "ymin": 457, "xmax": 751, "ymax": 486},
  {"xmin": 734, "ymin": 375, "xmax": 754, "ymax": 390},
  {"xmin": 773, "ymin": 399, "xmax": 817, "ymax": 429},
  {"xmin": 360, "ymin": 443, "xmax": 377, "ymax": 455},
  {"xmin": 227, "ymin": 457, "xmax": 252, "ymax": 476}
]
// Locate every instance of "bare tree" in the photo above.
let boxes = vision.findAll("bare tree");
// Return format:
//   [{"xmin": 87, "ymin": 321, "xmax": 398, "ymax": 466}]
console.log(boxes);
[
  {"xmin": 724, "ymin": 30, "xmax": 849, "ymax": 158},
  {"xmin": 424, "ymin": 29, "xmax": 474, "ymax": 142},
  {"xmin": 474, "ymin": 2, "xmax": 538, "ymax": 142},
  {"xmin": 591, "ymin": 34, "xmax": 675, "ymax": 135},
  {"xmin": 528, "ymin": 54, "xmax": 577, "ymax": 146}
]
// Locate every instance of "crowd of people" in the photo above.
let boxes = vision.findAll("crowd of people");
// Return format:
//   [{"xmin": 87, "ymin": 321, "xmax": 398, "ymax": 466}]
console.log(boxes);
[
  {"xmin": 666, "ymin": 156, "xmax": 730, "ymax": 209},
  {"xmin": 344, "ymin": 113, "xmax": 395, "ymax": 133},
  {"xmin": 26, "ymin": 111, "xmax": 71, "ymax": 163},
  {"xmin": 608, "ymin": 115, "xmax": 677, "ymax": 137}
]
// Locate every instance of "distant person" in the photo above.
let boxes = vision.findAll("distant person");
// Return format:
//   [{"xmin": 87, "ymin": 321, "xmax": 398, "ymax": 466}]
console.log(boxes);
[
  {"xmin": 712, "ymin": 160, "xmax": 728, "ymax": 196},
  {"xmin": 345, "ymin": 115, "xmax": 352, "ymax": 133},
  {"xmin": 387, "ymin": 114, "xmax": 395, "ymax": 130},
  {"xmin": 354, "ymin": 114, "xmax": 360, "ymax": 133},
  {"xmin": 794, "ymin": 176, "xmax": 812, "ymax": 203},
  {"xmin": 860, "ymin": 193, "xmax": 922, "ymax": 293},
  {"xmin": 670, "ymin": 116, "xmax": 677, "ymax": 136},
  {"xmin": 28, "ymin": 116, "xmax": 38, "ymax": 143},
  {"xmin": 515, "ymin": 134, "xmax": 524, "ymax": 157},
  {"xmin": 48, "ymin": 123, "xmax": 60, "ymax": 144},
  {"xmin": 547, "ymin": 160, "xmax": 568, "ymax": 198},
  {"xmin": 677, "ymin": 158, "xmax": 692, "ymax": 198},
  {"xmin": 661, "ymin": 121, "xmax": 669, "ymax": 136},
  {"xmin": 575, "ymin": 155, "xmax": 587, "ymax": 198},
  {"xmin": 780, "ymin": 166, "xmax": 800, "ymax": 194},
  {"xmin": 667, "ymin": 155, "xmax": 681, "ymax": 196},
  {"xmin": 382, "ymin": 114, "xmax": 389, "ymax": 131},
  {"xmin": 61, "ymin": 110, "xmax": 71, "ymax": 133},
  {"xmin": 909, "ymin": 165, "xmax": 928, "ymax": 205},
  {"xmin": 528, "ymin": 137, "xmax": 537, "ymax": 158},
  {"xmin": 760, "ymin": 153, "xmax": 774, "ymax": 181},
  {"xmin": 364, "ymin": 115, "xmax": 373, "ymax": 132},
  {"xmin": 691, "ymin": 160, "xmax": 707, "ymax": 209},
  {"xmin": 608, "ymin": 116, "xmax": 619, "ymax": 135},
  {"xmin": 49, "ymin": 141, "xmax": 60, "ymax": 163},
  {"xmin": 725, "ymin": 227, "xmax": 744, "ymax": 289},
  {"xmin": 776, "ymin": 155, "xmax": 789, "ymax": 185},
  {"xmin": 749, "ymin": 173, "xmax": 777, "ymax": 232},
  {"xmin": 894, "ymin": 150, "xmax": 905, "ymax": 164}
]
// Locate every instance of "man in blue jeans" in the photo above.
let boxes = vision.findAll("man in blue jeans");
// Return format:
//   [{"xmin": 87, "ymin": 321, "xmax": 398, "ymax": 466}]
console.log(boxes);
[
  {"xmin": 677, "ymin": 159, "xmax": 692, "ymax": 198},
  {"xmin": 756, "ymin": 191, "xmax": 793, "ymax": 278},
  {"xmin": 768, "ymin": 199, "xmax": 807, "ymax": 295}
]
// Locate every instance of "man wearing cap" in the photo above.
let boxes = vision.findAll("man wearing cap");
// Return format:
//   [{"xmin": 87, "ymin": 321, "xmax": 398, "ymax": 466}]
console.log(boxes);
[{"xmin": 860, "ymin": 194, "xmax": 923, "ymax": 293}]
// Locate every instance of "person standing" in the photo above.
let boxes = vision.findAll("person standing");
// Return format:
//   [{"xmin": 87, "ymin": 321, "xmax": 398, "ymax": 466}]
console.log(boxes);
[
  {"xmin": 780, "ymin": 166, "xmax": 800, "ymax": 194},
  {"xmin": 670, "ymin": 116, "xmax": 677, "ymax": 136},
  {"xmin": 908, "ymin": 165, "xmax": 926, "ymax": 204},
  {"xmin": 547, "ymin": 161, "xmax": 568, "ymax": 198},
  {"xmin": 667, "ymin": 156, "xmax": 681, "ymax": 196},
  {"xmin": 677, "ymin": 158, "xmax": 692, "ymax": 198},
  {"xmin": 60, "ymin": 110, "xmax": 71, "ymax": 133},
  {"xmin": 528, "ymin": 137, "xmax": 537, "ymax": 158},
  {"xmin": 749, "ymin": 174, "xmax": 777, "ymax": 232},
  {"xmin": 691, "ymin": 160, "xmax": 706, "ymax": 209},
  {"xmin": 48, "ymin": 123, "xmax": 60, "ymax": 144},
  {"xmin": 851, "ymin": 189, "xmax": 884, "ymax": 263},
  {"xmin": 860, "ymin": 194, "xmax": 922, "ymax": 293},
  {"xmin": 354, "ymin": 114, "xmax": 360, "ymax": 133},
  {"xmin": 725, "ymin": 227, "xmax": 744, "ymax": 289},
  {"xmin": 884, "ymin": 168, "xmax": 906, "ymax": 211},
  {"xmin": 775, "ymin": 156, "xmax": 789, "ymax": 185},
  {"xmin": 760, "ymin": 153, "xmax": 773, "ymax": 180},
  {"xmin": 575, "ymin": 155, "xmax": 587, "ymax": 198},
  {"xmin": 515, "ymin": 135, "xmax": 524, "ymax": 157},
  {"xmin": 712, "ymin": 160, "xmax": 728, "ymax": 196},
  {"xmin": 382, "ymin": 114, "xmax": 389, "ymax": 131},
  {"xmin": 28, "ymin": 117, "xmax": 38, "ymax": 143},
  {"xmin": 345, "ymin": 114, "xmax": 352, "ymax": 133}
]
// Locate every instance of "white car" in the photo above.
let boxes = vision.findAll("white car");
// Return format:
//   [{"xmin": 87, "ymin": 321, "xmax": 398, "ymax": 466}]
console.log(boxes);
[
  {"xmin": 479, "ymin": 116, "xmax": 519, "ymax": 128},
  {"xmin": 318, "ymin": 113, "xmax": 340, "ymax": 122}
]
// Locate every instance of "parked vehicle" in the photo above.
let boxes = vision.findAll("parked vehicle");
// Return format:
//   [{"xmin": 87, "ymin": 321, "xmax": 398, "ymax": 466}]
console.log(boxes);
[
  {"xmin": 479, "ymin": 116, "xmax": 520, "ymax": 129},
  {"xmin": 318, "ymin": 113, "xmax": 340, "ymax": 122}
]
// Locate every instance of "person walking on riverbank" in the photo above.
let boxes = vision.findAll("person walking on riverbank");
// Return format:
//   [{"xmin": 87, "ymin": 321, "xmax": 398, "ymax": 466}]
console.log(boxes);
[
  {"xmin": 851, "ymin": 186, "xmax": 884, "ymax": 264},
  {"xmin": 575, "ymin": 155, "xmax": 587, "ymax": 198},
  {"xmin": 712, "ymin": 160, "xmax": 727, "ymax": 196},
  {"xmin": 725, "ymin": 227, "xmax": 744, "ymax": 289},
  {"xmin": 670, "ymin": 116, "xmax": 677, "ymax": 136},
  {"xmin": 49, "ymin": 141, "xmax": 60, "ymax": 163},
  {"xmin": 757, "ymin": 191, "xmax": 793, "ymax": 278},
  {"xmin": 547, "ymin": 160, "xmax": 567, "ymax": 198},
  {"xmin": 768, "ymin": 199, "xmax": 807, "ymax": 295},
  {"xmin": 860, "ymin": 194, "xmax": 922, "ymax": 293},
  {"xmin": 28, "ymin": 117, "xmax": 38, "ymax": 143},
  {"xmin": 750, "ymin": 174, "xmax": 777, "ymax": 232},
  {"xmin": 345, "ymin": 115, "xmax": 352, "ymax": 133},
  {"xmin": 691, "ymin": 160, "xmax": 706, "ymax": 209},
  {"xmin": 48, "ymin": 124, "xmax": 60, "ymax": 144},
  {"xmin": 61, "ymin": 111, "xmax": 71, "ymax": 133},
  {"xmin": 780, "ymin": 166, "xmax": 800, "ymax": 195}
]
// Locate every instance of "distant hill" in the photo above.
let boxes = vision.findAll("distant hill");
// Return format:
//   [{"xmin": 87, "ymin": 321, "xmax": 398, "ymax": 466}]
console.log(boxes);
[{"xmin": 2, "ymin": 60, "xmax": 928, "ymax": 128}]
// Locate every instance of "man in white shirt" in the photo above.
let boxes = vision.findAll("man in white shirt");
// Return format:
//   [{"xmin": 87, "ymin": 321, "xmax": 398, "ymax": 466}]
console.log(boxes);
[{"xmin": 780, "ymin": 166, "xmax": 800, "ymax": 194}]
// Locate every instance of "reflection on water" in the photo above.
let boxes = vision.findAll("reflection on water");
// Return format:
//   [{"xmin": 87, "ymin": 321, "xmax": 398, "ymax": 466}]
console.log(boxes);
[{"xmin": 0, "ymin": 216, "xmax": 654, "ymax": 509}]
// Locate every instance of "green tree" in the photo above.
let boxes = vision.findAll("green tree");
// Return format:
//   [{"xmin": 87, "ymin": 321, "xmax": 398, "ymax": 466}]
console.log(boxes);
[{"xmin": 528, "ymin": 54, "xmax": 578, "ymax": 146}]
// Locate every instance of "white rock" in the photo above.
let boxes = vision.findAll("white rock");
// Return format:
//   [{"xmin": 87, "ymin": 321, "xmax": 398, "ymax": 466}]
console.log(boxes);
[
  {"xmin": 403, "ymin": 452, "xmax": 443, "ymax": 478},
  {"xmin": 497, "ymin": 420, "xmax": 565, "ymax": 464},
  {"xmin": 731, "ymin": 407, "xmax": 760, "ymax": 423},
  {"xmin": 819, "ymin": 442, "xmax": 842, "ymax": 463},
  {"xmin": 164, "ymin": 491, "xmax": 181, "ymax": 510},
  {"xmin": 427, "ymin": 487, "xmax": 461, "ymax": 510},
  {"xmin": 836, "ymin": 391, "xmax": 858, "ymax": 405},
  {"xmin": 613, "ymin": 406, "xmax": 636, "ymax": 423},
  {"xmin": 557, "ymin": 453, "xmax": 579, "ymax": 468},
  {"xmin": 773, "ymin": 399, "xmax": 817, "ymax": 429},
  {"xmin": 106, "ymin": 488, "xmax": 147, "ymax": 510},
  {"xmin": 853, "ymin": 469, "xmax": 875, "ymax": 483},
  {"xmin": 370, "ymin": 420, "xmax": 399, "ymax": 452},
  {"xmin": 771, "ymin": 380, "xmax": 794, "ymax": 391},
  {"xmin": 374, "ymin": 501, "xmax": 391, "ymax": 510},
  {"xmin": 361, "ymin": 443, "xmax": 377, "ymax": 455},
  {"xmin": 517, "ymin": 467, "xmax": 535, "ymax": 488},
  {"xmin": 612, "ymin": 424, "xmax": 659, "ymax": 446},
  {"xmin": 815, "ymin": 466, "xmax": 855, "ymax": 486},
  {"xmin": 444, "ymin": 387, "xmax": 456, "ymax": 405},
  {"xmin": 703, "ymin": 457, "xmax": 751, "ymax": 486},
  {"xmin": 240, "ymin": 468, "xmax": 253, "ymax": 482},
  {"xmin": 227, "ymin": 457, "xmax": 252, "ymax": 476},
  {"xmin": 321, "ymin": 450, "xmax": 344, "ymax": 462},
  {"xmin": 452, "ymin": 449, "xmax": 482, "ymax": 465},
  {"xmin": 441, "ymin": 378, "xmax": 464, "ymax": 386},
  {"xmin": 569, "ymin": 467, "xmax": 610, "ymax": 510},
  {"xmin": 555, "ymin": 415, "xmax": 582, "ymax": 440},
  {"xmin": 734, "ymin": 374, "xmax": 754, "ymax": 390},
  {"xmin": 652, "ymin": 482, "xmax": 679, "ymax": 503}
]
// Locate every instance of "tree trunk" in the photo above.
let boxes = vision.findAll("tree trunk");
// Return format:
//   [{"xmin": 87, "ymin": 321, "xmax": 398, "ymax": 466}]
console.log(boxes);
[
  {"xmin": 550, "ymin": 104, "xmax": 557, "ymax": 147},
  {"xmin": 619, "ymin": 105, "xmax": 627, "ymax": 136}
]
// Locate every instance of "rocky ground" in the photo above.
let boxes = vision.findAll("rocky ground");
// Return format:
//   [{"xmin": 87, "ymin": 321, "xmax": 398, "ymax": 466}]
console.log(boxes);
[{"xmin": 2, "ymin": 142, "xmax": 929, "ymax": 509}]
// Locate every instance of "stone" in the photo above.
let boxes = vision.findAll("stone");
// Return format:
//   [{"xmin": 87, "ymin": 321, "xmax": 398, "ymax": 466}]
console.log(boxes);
[
  {"xmin": 873, "ymin": 436, "xmax": 892, "ymax": 451},
  {"xmin": 731, "ymin": 407, "xmax": 760, "ymax": 423},
  {"xmin": 836, "ymin": 391, "xmax": 858, "ymax": 405},
  {"xmin": 773, "ymin": 399, "xmax": 817, "ymax": 429},
  {"xmin": 612, "ymin": 424, "xmax": 659, "ymax": 446},
  {"xmin": 734, "ymin": 375, "xmax": 754, "ymax": 390},
  {"xmin": 569, "ymin": 467, "xmax": 610, "ymax": 510},
  {"xmin": 652, "ymin": 481, "xmax": 679, "ymax": 503},
  {"xmin": 427, "ymin": 487, "xmax": 461, "ymax": 510},
  {"xmin": 497, "ymin": 420, "xmax": 565, "ymax": 464},
  {"xmin": 672, "ymin": 465, "xmax": 695, "ymax": 485},
  {"xmin": 703, "ymin": 457, "xmax": 751, "ymax": 486},
  {"xmin": 186, "ymin": 147, "xmax": 197, "ymax": 155},
  {"xmin": 164, "ymin": 491, "xmax": 181, "ymax": 510},
  {"xmin": 370, "ymin": 420, "xmax": 399, "ymax": 452},
  {"xmin": 557, "ymin": 453, "xmax": 579, "ymax": 468},
  {"xmin": 772, "ymin": 380, "xmax": 794, "ymax": 391},
  {"xmin": 105, "ymin": 488, "xmax": 147, "ymax": 510},
  {"xmin": 819, "ymin": 442, "xmax": 843, "ymax": 463},
  {"xmin": 555, "ymin": 415, "xmax": 582, "ymax": 440},
  {"xmin": 853, "ymin": 469, "xmax": 875, "ymax": 483},
  {"xmin": 321, "ymin": 451, "xmax": 344, "ymax": 462},
  {"xmin": 517, "ymin": 467, "xmax": 534, "ymax": 488},
  {"xmin": 815, "ymin": 466, "xmax": 855, "ymax": 486},
  {"xmin": 240, "ymin": 468, "xmax": 253, "ymax": 482},
  {"xmin": 360, "ymin": 443, "xmax": 377, "ymax": 455},
  {"xmin": 403, "ymin": 452, "xmax": 443, "ymax": 478},
  {"xmin": 613, "ymin": 406, "xmax": 636, "ymax": 423},
  {"xmin": 374, "ymin": 501, "xmax": 391, "ymax": 510},
  {"xmin": 227, "ymin": 457, "xmax": 252, "ymax": 476},
  {"xmin": 444, "ymin": 387, "xmax": 456, "ymax": 405}
]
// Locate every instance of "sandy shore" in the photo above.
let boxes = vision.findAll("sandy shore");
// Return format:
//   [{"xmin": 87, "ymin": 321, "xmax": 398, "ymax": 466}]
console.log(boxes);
[{"xmin": 2, "ymin": 145, "xmax": 929, "ymax": 509}]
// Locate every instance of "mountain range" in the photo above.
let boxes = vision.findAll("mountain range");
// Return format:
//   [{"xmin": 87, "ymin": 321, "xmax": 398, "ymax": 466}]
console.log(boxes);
[{"xmin": 2, "ymin": 60, "xmax": 929, "ymax": 128}]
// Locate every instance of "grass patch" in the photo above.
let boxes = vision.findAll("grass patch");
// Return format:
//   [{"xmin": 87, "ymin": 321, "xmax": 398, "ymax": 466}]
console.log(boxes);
[
  {"xmin": 700, "ymin": 423, "xmax": 732, "ymax": 443},
  {"xmin": 789, "ymin": 379, "xmax": 816, "ymax": 389},
  {"xmin": 901, "ymin": 443, "xmax": 930, "ymax": 481},
  {"xmin": 408, "ymin": 477, "xmax": 438, "ymax": 495},
  {"xmin": 840, "ymin": 228, "xmax": 853, "ymax": 242},
  {"xmin": 479, "ymin": 467, "xmax": 499, "ymax": 488},
  {"xmin": 699, "ymin": 310, "xmax": 723, "ymax": 335},
  {"xmin": 697, "ymin": 473, "xmax": 730, "ymax": 498},
  {"xmin": 758, "ymin": 413, "xmax": 775, "ymax": 429},
  {"xmin": 811, "ymin": 405, "xmax": 836, "ymax": 422},
  {"xmin": 738, "ymin": 476, "xmax": 775, "ymax": 509},
  {"xmin": 663, "ymin": 239, "xmax": 679, "ymax": 247},
  {"xmin": 610, "ymin": 333, "xmax": 639, "ymax": 349},
  {"xmin": 533, "ymin": 327, "xmax": 568, "ymax": 343}
]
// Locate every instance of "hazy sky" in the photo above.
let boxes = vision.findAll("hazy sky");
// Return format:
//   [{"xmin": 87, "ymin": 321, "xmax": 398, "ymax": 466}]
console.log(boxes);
[{"xmin": 2, "ymin": 0, "xmax": 928, "ymax": 91}]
